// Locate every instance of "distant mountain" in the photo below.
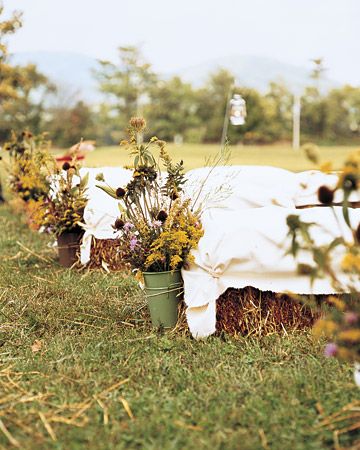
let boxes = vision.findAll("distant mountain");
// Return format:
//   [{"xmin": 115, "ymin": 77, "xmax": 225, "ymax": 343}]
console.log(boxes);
[
  {"xmin": 170, "ymin": 55, "xmax": 338, "ymax": 92},
  {"xmin": 12, "ymin": 51, "xmax": 101, "ymax": 103},
  {"xmin": 11, "ymin": 51, "xmax": 338, "ymax": 104}
]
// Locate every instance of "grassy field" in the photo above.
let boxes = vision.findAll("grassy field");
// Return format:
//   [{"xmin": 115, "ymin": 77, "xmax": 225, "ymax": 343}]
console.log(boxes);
[
  {"xmin": 1, "ymin": 204, "xmax": 359, "ymax": 449},
  {"xmin": 78, "ymin": 143, "xmax": 355, "ymax": 172}
]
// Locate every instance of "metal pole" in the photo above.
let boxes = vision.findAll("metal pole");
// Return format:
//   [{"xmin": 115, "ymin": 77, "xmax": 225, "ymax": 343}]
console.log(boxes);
[
  {"xmin": 292, "ymin": 94, "xmax": 301, "ymax": 150},
  {"xmin": 220, "ymin": 82, "xmax": 234, "ymax": 150}
]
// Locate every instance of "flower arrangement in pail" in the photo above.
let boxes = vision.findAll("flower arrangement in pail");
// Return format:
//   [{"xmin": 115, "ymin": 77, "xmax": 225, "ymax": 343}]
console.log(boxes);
[
  {"xmin": 97, "ymin": 117, "xmax": 204, "ymax": 327},
  {"xmin": 1, "ymin": 131, "xmax": 55, "ymax": 228},
  {"xmin": 35, "ymin": 159, "xmax": 88, "ymax": 267}
]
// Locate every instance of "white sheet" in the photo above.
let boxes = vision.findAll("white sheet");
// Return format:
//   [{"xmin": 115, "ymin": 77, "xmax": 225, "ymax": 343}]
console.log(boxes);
[{"xmin": 184, "ymin": 165, "xmax": 299, "ymax": 210}]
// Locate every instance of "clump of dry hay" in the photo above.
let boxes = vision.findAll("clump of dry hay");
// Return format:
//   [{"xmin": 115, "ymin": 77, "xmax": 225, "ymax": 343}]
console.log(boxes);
[
  {"xmin": 317, "ymin": 400, "xmax": 360, "ymax": 449},
  {"xmin": 0, "ymin": 366, "xmax": 131, "ymax": 446},
  {"xmin": 216, "ymin": 287, "xmax": 320, "ymax": 337}
]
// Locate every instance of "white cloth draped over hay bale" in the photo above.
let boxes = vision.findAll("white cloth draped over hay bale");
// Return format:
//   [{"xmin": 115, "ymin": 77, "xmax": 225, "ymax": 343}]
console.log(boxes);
[
  {"xmin": 71, "ymin": 165, "xmax": 360, "ymax": 337},
  {"xmin": 78, "ymin": 167, "xmax": 132, "ymax": 265},
  {"xmin": 183, "ymin": 205, "xmax": 360, "ymax": 338}
]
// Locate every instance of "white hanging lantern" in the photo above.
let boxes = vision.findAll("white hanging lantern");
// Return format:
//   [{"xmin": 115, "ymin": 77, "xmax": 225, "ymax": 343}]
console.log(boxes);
[{"xmin": 229, "ymin": 94, "xmax": 247, "ymax": 126}]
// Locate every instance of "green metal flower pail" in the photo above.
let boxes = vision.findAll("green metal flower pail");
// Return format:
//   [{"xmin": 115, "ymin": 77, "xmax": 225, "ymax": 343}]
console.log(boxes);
[{"xmin": 143, "ymin": 270, "xmax": 183, "ymax": 328}]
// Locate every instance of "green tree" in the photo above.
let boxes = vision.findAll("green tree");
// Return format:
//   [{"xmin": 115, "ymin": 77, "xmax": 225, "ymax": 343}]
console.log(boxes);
[
  {"xmin": 0, "ymin": 64, "xmax": 54, "ymax": 141},
  {"xmin": 301, "ymin": 58, "xmax": 328, "ymax": 141},
  {"xmin": 301, "ymin": 87, "xmax": 327, "ymax": 141},
  {"xmin": 196, "ymin": 68, "xmax": 234, "ymax": 142},
  {"xmin": 0, "ymin": 4, "xmax": 22, "ymax": 102},
  {"xmin": 324, "ymin": 85, "xmax": 360, "ymax": 142},
  {"xmin": 147, "ymin": 77, "xmax": 201, "ymax": 142},
  {"xmin": 45, "ymin": 101, "xmax": 94, "ymax": 147},
  {"xmin": 0, "ymin": 5, "xmax": 54, "ymax": 142},
  {"xmin": 264, "ymin": 81, "xmax": 293, "ymax": 141},
  {"xmin": 95, "ymin": 46, "xmax": 157, "ymax": 133}
]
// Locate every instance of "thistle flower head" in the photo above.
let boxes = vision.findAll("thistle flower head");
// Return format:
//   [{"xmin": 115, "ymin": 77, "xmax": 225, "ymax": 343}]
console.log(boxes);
[
  {"xmin": 129, "ymin": 117, "xmax": 146, "ymax": 132},
  {"xmin": 342, "ymin": 173, "xmax": 358, "ymax": 192},
  {"xmin": 317, "ymin": 185, "xmax": 334, "ymax": 205},
  {"xmin": 116, "ymin": 187, "xmax": 126, "ymax": 198},
  {"xmin": 113, "ymin": 218, "xmax": 125, "ymax": 230},
  {"xmin": 170, "ymin": 191, "xmax": 179, "ymax": 200},
  {"xmin": 157, "ymin": 210, "xmax": 168, "ymax": 223}
]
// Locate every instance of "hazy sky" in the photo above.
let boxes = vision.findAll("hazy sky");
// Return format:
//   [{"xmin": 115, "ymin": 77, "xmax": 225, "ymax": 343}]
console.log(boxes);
[{"xmin": 5, "ymin": 0, "xmax": 360, "ymax": 84}]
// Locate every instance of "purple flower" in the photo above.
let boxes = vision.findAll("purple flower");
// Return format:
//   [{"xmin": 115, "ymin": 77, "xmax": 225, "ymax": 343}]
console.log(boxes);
[
  {"xmin": 152, "ymin": 220, "xmax": 162, "ymax": 228},
  {"xmin": 124, "ymin": 222, "xmax": 134, "ymax": 232},
  {"xmin": 324, "ymin": 343, "xmax": 338, "ymax": 358},
  {"xmin": 129, "ymin": 236, "xmax": 138, "ymax": 251},
  {"xmin": 344, "ymin": 312, "xmax": 358, "ymax": 325}
]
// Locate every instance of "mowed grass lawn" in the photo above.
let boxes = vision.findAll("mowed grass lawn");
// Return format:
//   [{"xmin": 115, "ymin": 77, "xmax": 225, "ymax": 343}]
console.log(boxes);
[
  {"xmin": 1, "ymin": 204, "xmax": 359, "ymax": 449},
  {"xmin": 80, "ymin": 143, "xmax": 355, "ymax": 172}
]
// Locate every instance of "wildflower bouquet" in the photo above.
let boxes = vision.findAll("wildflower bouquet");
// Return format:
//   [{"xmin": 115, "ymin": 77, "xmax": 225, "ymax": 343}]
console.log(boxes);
[
  {"xmin": 97, "ymin": 117, "xmax": 204, "ymax": 274},
  {"xmin": 2, "ymin": 131, "xmax": 54, "ymax": 202},
  {"xmin": 286, "ymin": 147, "xmax": 360, "ymax": 363},
  {"xmin": 37, "ymin": 161, "xmax": 88, "ymax": 237},
  {"xmin": 1, "ymin": 131, "xmax": 55, "ymax": 229}
]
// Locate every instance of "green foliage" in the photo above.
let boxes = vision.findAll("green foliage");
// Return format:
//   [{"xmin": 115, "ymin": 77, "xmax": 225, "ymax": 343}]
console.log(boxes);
[
  {"xmin": 146, "ymin": 76, "xmax": 202, "ymax": 142},
  {"xmin": 196, "ymin": 68, "xmax": 234, "ymax": 142},
  {"xmin": 95, "ymin": 46, "xmax": 157, "ymax": 134},
  {"xmin": 0, "ymin": 5, "xmax": 54, "ymax": 142},
  {"xmin": 324, "ymin": 85, "xmax": 360, "ymax": 141},
  {"xmin": 44, "ymin": 101, "xmax": 94, "ymax": 148},
  {"xmin": 286, "ymin": 149, "xmax": 360, "ymax": 363},
  {"xmin": 2, "ymin": 130, "xmax": 54, "ymax": 202},
  {"xmin": 0, "ymin": 4, "xmax": 22, "ymax": 101}
]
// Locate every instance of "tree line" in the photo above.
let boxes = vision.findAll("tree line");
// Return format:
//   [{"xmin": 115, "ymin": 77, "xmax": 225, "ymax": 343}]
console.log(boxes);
[{"xmin": 1, "ymin": 7, "xmax": 360, "ymax": 148}]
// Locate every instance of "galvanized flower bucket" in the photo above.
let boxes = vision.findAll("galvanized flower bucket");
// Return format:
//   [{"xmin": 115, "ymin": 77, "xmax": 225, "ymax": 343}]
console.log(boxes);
[{"xmin": 143, "ymin": 270, "xmax": 183, "ymax": 328}]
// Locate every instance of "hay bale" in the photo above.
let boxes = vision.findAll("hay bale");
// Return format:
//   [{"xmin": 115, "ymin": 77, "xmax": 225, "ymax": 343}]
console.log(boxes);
[
  {"xmin": 216, "ymin": 287, "xmax": 321, "ymax": 336},
  {"xmin": 88, "ymin": 237, "xmax": 127, "ymax": 271}
]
